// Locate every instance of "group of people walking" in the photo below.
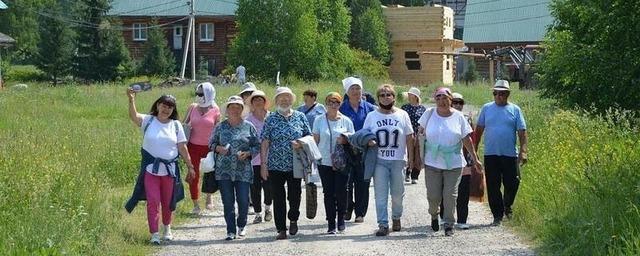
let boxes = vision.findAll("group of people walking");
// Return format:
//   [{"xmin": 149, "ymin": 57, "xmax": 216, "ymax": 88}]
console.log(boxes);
[{"xmin": 124, "ymin": 78, "xmax": 528, "ymax": 244}]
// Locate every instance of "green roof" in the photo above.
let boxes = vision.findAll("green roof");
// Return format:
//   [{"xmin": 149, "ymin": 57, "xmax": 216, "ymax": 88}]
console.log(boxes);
[
  {"xmin": 109, "ymin": 0, "xmax": 237, "ymax": 17},
  {"xmin": 463, "ymin": 0, "xmax": 553, "ymax": 44},
  {"xmin": 0, "ymin": 0, "xmax": 7, "ymax": 9}
]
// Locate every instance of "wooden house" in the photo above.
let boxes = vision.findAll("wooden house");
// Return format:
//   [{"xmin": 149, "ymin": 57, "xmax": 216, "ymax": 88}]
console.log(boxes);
[
  {"xmin": 108, "ymin": 0, "xmax": 238, "ymax": 76},
  {"xmin": 462, "ymin": 0, "xmax": 552, "ymax": 80},
  {"xmin": 383, "ymin": 5, "xmax": 463, "ymax": 85}
]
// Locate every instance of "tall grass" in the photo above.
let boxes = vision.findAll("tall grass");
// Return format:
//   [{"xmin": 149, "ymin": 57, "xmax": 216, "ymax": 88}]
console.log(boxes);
[
  {"xmin": 1, "ymin": 79, "xmax": 637, "ymax": 255},
  {"xmin": 514, "ymin": 108, "xmax": 640, "ymax": 255}
]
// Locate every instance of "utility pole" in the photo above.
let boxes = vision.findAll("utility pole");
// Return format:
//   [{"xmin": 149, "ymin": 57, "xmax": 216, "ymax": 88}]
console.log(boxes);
[
  {"xmin": 190, "ymin": 0, "xmax": 196, "ymax": 81},
  {"xmin": 179, "ymin": 0, "xmax": 192, "ymax": 79},
  {"xmin": 179, "ymin": 0, "xmax": 196, "ymax": 81}
]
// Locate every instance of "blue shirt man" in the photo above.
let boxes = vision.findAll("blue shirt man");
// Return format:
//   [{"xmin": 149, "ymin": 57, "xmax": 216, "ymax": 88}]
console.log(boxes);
[
  {"xmin": 297, "ymin": 89, "xmax": 326, "ymax": 130},
  {"xmin": 475, "ymin": 80, "xmax": 528, "ymax": 225}
]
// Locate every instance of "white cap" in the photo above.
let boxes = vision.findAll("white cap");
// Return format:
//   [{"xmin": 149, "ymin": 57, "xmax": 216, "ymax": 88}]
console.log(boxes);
[
  {"xmin": 451, "ymin": 92, "xmax": 463, "ymax": 100},
  {"xmin": 342, "ymin": 77, "xmax": 363, "ymax": 93},
  {"xmin": 225, "ymin": 95, "xmax": 245, "ymax": 109},
  {"xmin": 274, "ymin": 86, "xmax": 296, "ymax": 102},
  {"xmin": 493, "ymin": 80, "xmax": 510, "ymax": 91},
  {"xmin": 239, "ymin": 82, "xmax": 257, "ymax": 95}
]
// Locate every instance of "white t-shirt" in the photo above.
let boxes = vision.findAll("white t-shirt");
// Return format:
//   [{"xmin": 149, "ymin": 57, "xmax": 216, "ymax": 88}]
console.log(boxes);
[
  {"xmin": 362, "ymin": 109, "xmax": 414, "ymax": 161},
  {"xmin": 418, "ymin": 109, "xmax": 472, "ymax": 170},
  {"xmin": 312, "ymin": 114, "xmax": 355, "ymax": 166},
  {"xmin": 140, "ymin": 115, "xmax": 187, "ymax": 176}
]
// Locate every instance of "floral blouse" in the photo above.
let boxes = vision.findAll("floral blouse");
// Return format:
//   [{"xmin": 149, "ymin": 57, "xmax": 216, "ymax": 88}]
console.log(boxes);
[
  {"xmin": 401, "ymin": 103, "xmax": 427, "ymax": 133},
  {"xmin": 208, "ymin": 120, "xmax": 260, "ymax": 183}
]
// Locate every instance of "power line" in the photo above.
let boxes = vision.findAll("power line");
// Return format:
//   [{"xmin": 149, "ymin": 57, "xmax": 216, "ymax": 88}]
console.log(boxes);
[
  {"xmin": 110, "ymin": 0, "xmax": 185, "ymax": 16},
  {"xmin": 36, "ymin": 9, "xmax": 190, "ymax": 31},
  {"xmin": 465, "ymin": 14, "xmax": 552, "ymax": 28},
  {"xmin": 465, "ymin": 1, "xmax": 549, "ymax": 16}
]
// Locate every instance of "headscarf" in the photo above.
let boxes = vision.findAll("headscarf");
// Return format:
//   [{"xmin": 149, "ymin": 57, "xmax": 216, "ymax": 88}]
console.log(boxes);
[{"xmin": 197, "ymin": 82, "xmax": 217, "ymax": 108}]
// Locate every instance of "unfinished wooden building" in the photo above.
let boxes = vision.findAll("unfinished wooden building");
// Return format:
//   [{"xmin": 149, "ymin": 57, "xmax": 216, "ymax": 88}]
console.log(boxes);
[{"xmin": 383, "ymin": 5, "xmax": 463, "ymax": 85}]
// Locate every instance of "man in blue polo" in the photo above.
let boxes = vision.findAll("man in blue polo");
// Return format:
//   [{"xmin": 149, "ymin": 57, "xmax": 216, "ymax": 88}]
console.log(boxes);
[
  {"xmin": 340, "ymin": 77, "xmax": 376, "ymax": 223},
  {"xmin": 475, "ymin": 80, "xmax": 528, "ymax": 226}
]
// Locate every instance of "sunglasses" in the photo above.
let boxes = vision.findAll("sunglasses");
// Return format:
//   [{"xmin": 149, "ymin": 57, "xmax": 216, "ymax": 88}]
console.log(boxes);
[
  {"xmin": 452, "ymin": 100, "xmax": 464, "ymax": 105},
  {"xmin": 493, "ymin": 91, "xmax": 509, "ymax": 96},
  {"xmin": 195, "ymin": 92, "xmax": 204, "ymax": 97},
  {"xmin": 434, "ymin": 94, "xmax": 449, "ymax": 100},
  {"xmin": 378, "ymin": 93, "xmax": 394, "ymax": 98},
  {"xmin": 327, "ymin": 100, "xmax": 341, "ymax": 105}
]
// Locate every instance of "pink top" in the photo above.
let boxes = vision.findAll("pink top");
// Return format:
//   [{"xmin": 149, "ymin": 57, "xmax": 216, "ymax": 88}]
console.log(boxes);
[
  {"xmin": 245, "ymin": 111, "xmax": 269, "ymax": 166},
  {"xmin": 188, "ymin": 105, "xmax": 220, "ymax": 146}
]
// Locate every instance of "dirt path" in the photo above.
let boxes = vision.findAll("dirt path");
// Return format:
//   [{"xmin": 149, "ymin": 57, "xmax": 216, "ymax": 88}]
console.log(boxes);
[{"xmin": 156, "ymin": 179, "xmax": 534, "ymax": 256}]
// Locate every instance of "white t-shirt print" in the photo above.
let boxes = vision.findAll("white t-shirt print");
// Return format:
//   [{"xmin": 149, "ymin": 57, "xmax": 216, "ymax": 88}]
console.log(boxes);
[{"xmin": 363, "ymin": 109, "xmax": 414, "ymax": 161}]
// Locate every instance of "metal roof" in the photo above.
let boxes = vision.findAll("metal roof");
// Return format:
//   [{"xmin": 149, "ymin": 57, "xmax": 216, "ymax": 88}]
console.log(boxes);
[
  {"xmin": 0, "ymin": 0, "xmax": 7, "ymax": 9},
  {"xmin": 0, "ymin": 32, "xmax": 16, "ymax": 47},
  {"xmin": 463, "ymin": 0, "xmax": 554, "ymax": 44},
  {"xmin": 109, "ymin": 0, "xmax": 237, "ymax": 17}
]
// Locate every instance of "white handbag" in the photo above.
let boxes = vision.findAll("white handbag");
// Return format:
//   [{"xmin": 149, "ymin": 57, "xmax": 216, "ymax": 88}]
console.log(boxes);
[{"xmin": 200, "ymin": 152, "xmax": 215, "ymax": 173}]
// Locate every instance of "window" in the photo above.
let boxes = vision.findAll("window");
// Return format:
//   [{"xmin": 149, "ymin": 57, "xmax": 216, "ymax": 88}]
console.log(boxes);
[
  {"xmin": 133, "ymin": 23, "xmax": 147, "ymax": 41},
  {"xmin": 199, "ymin": 23, "xmax": 214, "ymax": 41},
  {"xmin": 405, "ymin": 51, "xmax": 421, "ymax": 70}
]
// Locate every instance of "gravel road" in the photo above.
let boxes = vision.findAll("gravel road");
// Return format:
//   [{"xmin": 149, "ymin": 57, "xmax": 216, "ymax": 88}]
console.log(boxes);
[{"xmin": 157, "ymin": 179, "xmax": 534, "ymax": 256}]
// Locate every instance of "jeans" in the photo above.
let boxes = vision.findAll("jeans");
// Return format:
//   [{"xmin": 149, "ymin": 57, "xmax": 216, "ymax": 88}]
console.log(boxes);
[
  {"xmin": 484, "ymin": 155, "xmax": 520, "ymax": 221},
  {"xmin": 425, "ymin": 165, "xmax": 462, "ymax": 229},
  {"xmin": 217, "ymin": 179, "xmax": 251, "ymax": 234},
  {"xmin": 347, "ymin": 153, "xmax": 370, "ymax": 218},
  {"xmin": 270, "ymin": 170, "xmax": 302, "ymax": 232},
  {"xmin": 318, "ymin": 165, "xmax": 350, "ymax": 230},
  {"xmin": 251, "ymin": 165, "xmax": 272, "ymax": 213},
  {"xmin": 373, "ymin": 159, "xmax": 406, "ymax": 228}
]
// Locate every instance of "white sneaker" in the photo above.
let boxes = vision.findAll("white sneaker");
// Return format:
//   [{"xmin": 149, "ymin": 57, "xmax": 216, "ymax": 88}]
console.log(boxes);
[
  {"xmin": 150, "ymin": 232, "xmax": 161, "ymax": 245},
  {"xmin": 191, "ymin": 204, "xmax": 201, "ymax": 215},
  {"xmin": 162, "ymin": 225, "xmax": 174, "ymax": 241},
  {"xmin": 238, "ymin": 227, "xmax": 247, "ymax": 237},
  {"xmin": 225, "ymin": 233, "xmax": 235, "ymax": 241},
  {"xmin": 455, "ymin": 223, "xmax": 470, "ymax": 230}
]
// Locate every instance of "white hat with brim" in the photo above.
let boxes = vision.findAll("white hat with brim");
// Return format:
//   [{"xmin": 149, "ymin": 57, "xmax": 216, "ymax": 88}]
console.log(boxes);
[
  {"xmin": 225, "ymin": 95, "xmax": 245, "ymax": 110},
  {"xmin": 493, "ymin": 80, "xmax": 510, "ymax": 91},
  {"xmin": 451, "ymin": 92, "xmax": 464, "ymax": 100},
  {"xmin": 248, "ymin": 90, "xmax": 267, "ymax": 104},
  {"xmin": 342, "ymin": 77, "xmax": 363, "ymax": 93},
  {"xmin": 239, "ymin": 82, "xmax": 257, "ymax": 95},
  {"xmin": 274, "ymin": 86, "xmax": 296, "ymax": 102}
]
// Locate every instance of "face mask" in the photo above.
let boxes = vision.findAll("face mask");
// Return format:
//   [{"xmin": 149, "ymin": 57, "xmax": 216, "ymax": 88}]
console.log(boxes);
[
  {"xmin": 379, "ymin": 101, "xmax": 394, "ymax": 110},
  {"xmin": 197, "ymin": 96, "xmax": 210, "ymax": 107}
]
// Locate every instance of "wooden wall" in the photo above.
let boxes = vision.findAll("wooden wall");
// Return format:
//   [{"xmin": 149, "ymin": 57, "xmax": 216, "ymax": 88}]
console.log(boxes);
[
  {"xmin": 383, "ymin": 6, "xmax": 460, "ymax": 85},
  {"xmin": 466, "ymin": 41, "xmax": 539, "ymax": 80},
  {"xmin": 119, "ymin": 16, "xmax": 236, "ymax": 75}
]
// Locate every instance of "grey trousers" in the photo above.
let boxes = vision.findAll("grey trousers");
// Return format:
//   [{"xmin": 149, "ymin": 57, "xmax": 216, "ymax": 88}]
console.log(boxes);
[{"xmin": 424, "ymin": 165, "xmax": 462, "ymax": 228}]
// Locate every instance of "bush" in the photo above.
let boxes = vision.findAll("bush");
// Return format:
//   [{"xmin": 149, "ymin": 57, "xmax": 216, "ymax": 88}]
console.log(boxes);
[
  {"xmin": 515, "ymin": 109, "xmax": 640, "ymax": 255},
  {"xmin": 4, "ymin": 65, "xmax": 47, "ymax": 82},
  {"xmin": 462, "ymin": 58, "xmax": 480, "ymax": 84},
  {"xmin": 347, "ymin": 48, "xmax": 389, "ymax": 81},
  {"xmin": 538, "ymin": 0, "xmax": 640, "ymax": 113}
]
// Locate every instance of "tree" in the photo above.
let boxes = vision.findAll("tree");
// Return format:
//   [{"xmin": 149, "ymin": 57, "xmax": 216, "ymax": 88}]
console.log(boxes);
[
  {"xmin": 0, "ymin": 0, "xmax": 45, "ymax": 62},
  {"xmin": 35, "ymin": 0, "xmax": 75, "ymax": 85},
  {"xmin": 349, "ymin": 0, "xmax": 390, "ymax": 63},
  {"xmin": 538, "ymin": 0, "xmax": 640, "ymax": 112},
  {"xmin": 229, "ymin": 0, "xmax": 354, "ymax": 81},
  {"xmin": 139, "ymin": 22, "xmax": 175, "ymax": 77},
  {"xmin": 74, "ymin": 0, "xmax": 132, "ymax": 82},
  {"xmin": 462, "ymin": 58, "xmax": 479, "ymax": 84}
]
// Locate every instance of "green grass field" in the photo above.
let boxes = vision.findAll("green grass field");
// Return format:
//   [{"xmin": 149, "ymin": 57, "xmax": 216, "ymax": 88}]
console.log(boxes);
[{"xmin": 0, "ymin": 78, "xmax": 638, "ymax": 255}]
